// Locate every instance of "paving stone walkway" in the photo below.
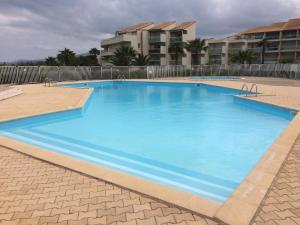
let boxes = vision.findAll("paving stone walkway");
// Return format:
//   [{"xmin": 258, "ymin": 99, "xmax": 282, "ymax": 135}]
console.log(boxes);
[
  {"xmin": 0, "ymin": 147, "xmax": 218, "ymax": 225},
  {"xmin": 1, "ymin": 135, "xmax": 300, "ymax": 225},
  {"xmin": 252, "ymin": 136, "xmax": 300, "ymax": 225}
]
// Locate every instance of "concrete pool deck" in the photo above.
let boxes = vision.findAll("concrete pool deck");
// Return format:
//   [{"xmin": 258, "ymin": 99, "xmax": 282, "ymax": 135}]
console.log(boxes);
[{"xmin": 0, "ymin": 78, "xmax": 300, "ymax": 225}]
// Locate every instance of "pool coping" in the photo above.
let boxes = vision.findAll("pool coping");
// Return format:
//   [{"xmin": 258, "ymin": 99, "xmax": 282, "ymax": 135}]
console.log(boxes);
[{"xmin": 1, "ymin": 80, "xmax": 300, "ymax": 225}]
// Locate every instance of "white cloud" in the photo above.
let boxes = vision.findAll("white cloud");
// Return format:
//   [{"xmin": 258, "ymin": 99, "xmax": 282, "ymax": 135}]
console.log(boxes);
[{"xmin": 0, "ymin": 0, "xmax": 299, "ymax": 61}]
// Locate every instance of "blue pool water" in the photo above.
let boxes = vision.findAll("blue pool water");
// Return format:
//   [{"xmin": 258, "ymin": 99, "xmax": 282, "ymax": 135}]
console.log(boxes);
[{"xmin": 0, "ymin": 81, "xmax": 295, "ymax": 202}]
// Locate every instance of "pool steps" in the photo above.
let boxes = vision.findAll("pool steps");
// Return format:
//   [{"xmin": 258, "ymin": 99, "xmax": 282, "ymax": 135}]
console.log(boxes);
[{"xmin": 3, "ymin": 129, "xmax": 238, "ymax": 203}]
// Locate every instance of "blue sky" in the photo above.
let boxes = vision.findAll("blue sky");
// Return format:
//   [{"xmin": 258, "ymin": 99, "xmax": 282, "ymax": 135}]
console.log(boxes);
[{"xmin": 0, "ymin": 0, "xmax": 299, "ymax": 62}]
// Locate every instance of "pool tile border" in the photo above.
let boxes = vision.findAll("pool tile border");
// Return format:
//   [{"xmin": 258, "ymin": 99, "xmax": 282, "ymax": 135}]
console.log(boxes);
[
  {"xmin": 1, "ymin": 80, "xmax": 300, "ymax": 225},
  {"xmin": 0, "ymin": 86, "xmax": 93, "ymax": 123}
]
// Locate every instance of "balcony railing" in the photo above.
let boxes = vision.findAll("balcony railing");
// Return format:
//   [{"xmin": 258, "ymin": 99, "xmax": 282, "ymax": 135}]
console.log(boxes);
[
  {"xmin": 149, "ymin": 60, "xmax": 161, "ymax": 65},
  {"xmin": 149, "ymin": 48, "xmax": 161, "ymax": 54},
  {"xmin": 281, "ymin": 46, "xmax": 297, "ymax": 50},
  {"xmin": 266, "ymin": 46, "xmax": 279, "ymax": 51},
  {"xmin": 282, "ymin": 34, "xmax": 298, "ymax": 39},
  {"xmin": 245, "ymin": 35, "xmax": 264, "ymax": 40},
  {"xmin": 149, "ymin": 36, "xmax": 161, "ymax": 43},
  {"xmin": 229, "ymin": 48, "xmax": 242, "ymax": 54},
  {"xmin": 265, "ymin": 35, "xmax": 280, "ymax": 40},
  {"xmin": 170, "ymin": 37, "xmax": 182, "ymax": 43},
  {"xmin": 209, "ymin": 48, "xmax": 222, "ymax": 55},
  {"xmin": 248, "ymin": 47, "xmax": 261, "ymax": 53},
  {"xmin": 169, "ymin": 60, "xmax": 183, "ymax": 65}
]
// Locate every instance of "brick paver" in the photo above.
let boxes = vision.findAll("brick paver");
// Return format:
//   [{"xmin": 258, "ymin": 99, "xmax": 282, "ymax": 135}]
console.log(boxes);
[
  {"xmin": 0, "ymin": 146, "xmax": 218, "ymax": 225},
  {"xmin": 252, "ymin": 137, "xmax": 300, "ymax": 225}
]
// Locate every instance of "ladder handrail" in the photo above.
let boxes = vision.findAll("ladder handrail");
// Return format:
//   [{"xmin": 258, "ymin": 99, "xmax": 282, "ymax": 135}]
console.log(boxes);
[
  {"xmin": 44, "ymin": 77, "xmax": 57, "ymax": 87},
  {"xmin": 249, "ymin": 83, "xmax": 258, "ymax": 97},
  {"xmin": 240, "ymin": 83, "xmax": 258, "ymax": 97},
  {"xmin": 117, "ymin": 74, "xmax": 126, "ymax": 80},
  {"xmin": 240, "ymin": 83, "xmax": 249, "ymax": 95}
]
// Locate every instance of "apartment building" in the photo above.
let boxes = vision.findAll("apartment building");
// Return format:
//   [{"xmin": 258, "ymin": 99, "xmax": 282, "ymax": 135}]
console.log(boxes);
[
  {"xmin": 100, "ymin": 21, "xmax": 196, "ymax": 66},
  {"xmin": 204, "ymin": 18, "xmax": 300, "ymax": 65}
]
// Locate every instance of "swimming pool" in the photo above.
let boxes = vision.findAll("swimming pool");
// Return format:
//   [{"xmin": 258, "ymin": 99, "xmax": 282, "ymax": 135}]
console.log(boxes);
[{"xmin": 0, "ymin": 81, "xmax": 295, "ymax": 202}]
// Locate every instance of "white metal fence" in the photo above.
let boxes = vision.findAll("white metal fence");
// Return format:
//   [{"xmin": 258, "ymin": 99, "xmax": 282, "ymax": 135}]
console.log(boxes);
[{"xmin": 0, "ymin": 64, "xmax": 300, "ymax": 85}]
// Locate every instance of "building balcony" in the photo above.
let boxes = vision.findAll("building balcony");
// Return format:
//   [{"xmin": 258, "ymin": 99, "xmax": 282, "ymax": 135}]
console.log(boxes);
[
  {"xmin": 170, "ymin": 37, "xmax": 182, "ymax": 43},
  {"xmin": 169, "ymin": 60, "xmax": 183, "ymax": 65},
  {"xmin": 149, "ymin": 36, "xmax": 161, "ymax": 43},
  {"xmin": 149, "ymin": 48, "xmax": 161, "ymax": 54},
  {"xmin": 100, "ymin": 50, "xmax": 114, "ymax": 57},
  {"xmin": 265, "ymin": 35, "xmax": 280, "ymax": 40},
  {"xmin": 209, "ymin": 48, "xmax": 222, "ymax": 55},
  {"xmin": 280, "ymin": 46, "xmax": 297, "ymax": 51},
  {"xmin": 101, "ymin": 34, "xmax": 132, "ymax": 46},
  {"xmin": 229, "ymin": 48, "xmax": 243, "ymax": 54},
  {"xmin": 248, "ymin": 47, "xmax": 261, "ymax": 53},
  {"xmin": 266, "ymin": 46, "xmax": 279, "ymax": 51},
  {"xmin": 149, "ymin": 59, "xmax": 161, "ymax": 65},
  {"xmin": 282, "ymin": 34, "xmax": 298, "ymax": 39}
]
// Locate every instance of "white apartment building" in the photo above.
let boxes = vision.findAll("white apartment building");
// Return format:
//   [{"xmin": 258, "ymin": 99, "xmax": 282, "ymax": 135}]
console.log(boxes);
[
  {"xmin": 100, "ymin": 21, "xmax": 196, "ymax": 66},
  {"xmin": 203, "ymin": 18, "xmax": 300, "ymax": 65}
]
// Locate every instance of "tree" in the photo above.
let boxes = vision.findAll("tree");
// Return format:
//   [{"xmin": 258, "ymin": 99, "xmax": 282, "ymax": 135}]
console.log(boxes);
[
  {"xmin": 57, "ymin": 48, "xmax": 76, "ymax": 66},
  {"xmin": 110, "ymin": 46, "xmax": 136, "ymax": 66},
  {"xmin": 134, "ymin": 54, "xmax": 150, "ymax": 66},
  {"xmin": 89, "ymin": 48, "xmax": 100, "ymax": 56},
  {"xmin": 231, "ymin": 50, "xmax": 254, "ymax": 64},
  {"xmin": 168, "ymin": 42, "xmax": 185, "ymax": 65},
  {"xmin": 88, "ymin": 48, "xmax": 100, "ymax": 66},
  {"xmin": 257, "ymin": 38, "xmax": 269, "ymax": 64},
  {"xmin": 45, "ymin": 57, "xmax": 57, "ymax": 66},
  {"xmin": 184, "ymin": 38, "xmax": 207, "ymax": 65}
]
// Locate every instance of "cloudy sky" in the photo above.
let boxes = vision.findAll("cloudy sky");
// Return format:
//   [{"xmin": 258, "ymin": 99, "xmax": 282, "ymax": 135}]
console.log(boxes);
[{"xmin": 0, "ymin": 0, "xmax": 299, "ymax": 62}]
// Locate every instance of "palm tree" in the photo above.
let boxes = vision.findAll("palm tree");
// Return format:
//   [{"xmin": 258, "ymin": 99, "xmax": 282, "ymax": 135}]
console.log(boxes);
[
  {"xmin": 184, "ymin": 38, "xmax": 207, "ymax": 65},
  {"xmin": 110, "ymin": 46, "xmax": 136, "ymax": 66},
  {"xmin": 57, "ymin": 48, "xmax": 76, "ymax": 66},
  {"xmin": 89, "ymin": 48, "xmax": 100, "ymax": 56},
  {"xmin": 134, "ymin": 54, "xmax": 150, "ymax": 66},
  {"xmin": 168, "ymin": 42, "xmax": 185, "ymax": 65},
  {"xmin": 231, "ymin": 50, "xmax": 254, "ymax": 64},
  {"xmin": 257, "ymin": 38, "xmax": 269, "ymax": 64},
  {"xmin": 45, "ymin": 57, "xmax": 57, "ymax": 66}
]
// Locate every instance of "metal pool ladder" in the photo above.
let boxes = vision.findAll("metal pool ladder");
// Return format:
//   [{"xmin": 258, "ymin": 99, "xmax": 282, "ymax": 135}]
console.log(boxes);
[
  {"xmin": 240, "ymin": 83, "xmax": 258, "ymax": 97},
  {"xmin": 44, "ymin": 78, "xmax": 57, "ymax": 87},
  {"xmin": 117, "ymin": 74, "xmax": 126, "ymax": 81}
]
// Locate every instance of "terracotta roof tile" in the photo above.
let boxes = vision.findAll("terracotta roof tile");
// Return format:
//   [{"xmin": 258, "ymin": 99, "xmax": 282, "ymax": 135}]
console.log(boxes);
[
  {"xmin": 282, "ymin": 18, "xmax": 300, "ymax": 30},
  {"xmin": 149, "ymin": 21, "xmax": 176, "ymax": 31},
  {"xmin": 238, "ymin": 18, "xmax": 300, "ymax": 35},
  {"xmin": 171, "ymin": 21, "xmax": 196, "ymax": 31},
  {"xmin": 118, "ymin": 22, "xmax": 154, "ymax": 33}
]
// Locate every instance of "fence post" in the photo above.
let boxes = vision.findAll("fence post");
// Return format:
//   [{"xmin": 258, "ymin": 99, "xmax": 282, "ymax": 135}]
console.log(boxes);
[
  {"xmin": 100, "ymin": 66, "xmax": 103, "ymax": 79},
  {"xmin": 38, "ymin": 66, "xmax": 41, "ymax": 82},
  {"xmin": 16, "ymin": 66, "xmax": 19, "ymax": 84},
  {"xmin": 110, "ymin": 67, "xmax": 113, "ymax": 80},
  {"xmin": 128, "ymin": 67, "xmax": 131, "ymax": 79},
  {"xmin": 57, "ymin": 66, "xmax": 61, "ymax": 81},
  {"xmin": 146, "ymin": 66, "xmax": 149, "ymax": 79}
]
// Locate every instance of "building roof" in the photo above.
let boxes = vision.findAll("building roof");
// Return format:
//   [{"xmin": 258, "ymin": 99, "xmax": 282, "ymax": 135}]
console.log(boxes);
[
  {"xmin": 238, "ymin": 18, "xmax": 300, "ymax": 35},
  {"xmin": 171, "ymin": 21, "xmax": 196, "ymax": 31},
  {"xmin": 282, "ymin": 18, "xmax": 300, "ymax": 30},
  {"xmin": 118, "ymin": 22, "xmax": 154, "ymax": 33},
  {"xmin": 149, "ymin": 21, "xmax": 176, "ymax": 31}
]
